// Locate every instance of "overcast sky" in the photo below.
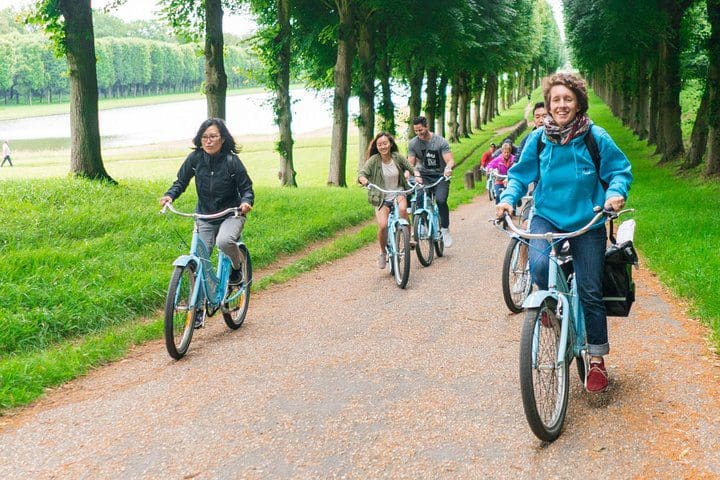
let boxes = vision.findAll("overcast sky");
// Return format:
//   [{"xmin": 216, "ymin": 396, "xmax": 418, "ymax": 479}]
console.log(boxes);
[{"xmin": 0, "ymin": 0, "xmax": 257, "ymax": 36}]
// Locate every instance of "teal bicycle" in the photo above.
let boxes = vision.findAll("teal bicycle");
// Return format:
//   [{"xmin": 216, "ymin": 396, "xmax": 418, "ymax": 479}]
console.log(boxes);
[
  {"xmin": 495, "ymin": 207, "xmax": 633, "ymax": 442},
  {"xmin": 365, "ymin": 183, "xmax": 414, "ymax": 288},
  {"xmin": 411, "ymin": 176, "xmax": 449, "ymax": 267},
  {"xmin": 161, "ymin": 202, "xmax": 252, "ymax": 359}
]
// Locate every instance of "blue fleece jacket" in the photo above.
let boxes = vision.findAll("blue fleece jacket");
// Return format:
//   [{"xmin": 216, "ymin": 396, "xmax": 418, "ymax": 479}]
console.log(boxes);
[{"xmin": 499, "ymin": 123, "xmax": 632, "ymax": 231}]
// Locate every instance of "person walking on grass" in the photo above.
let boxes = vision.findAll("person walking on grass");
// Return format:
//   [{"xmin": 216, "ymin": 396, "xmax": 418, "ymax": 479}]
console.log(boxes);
[
  {"xmin": 2, "ymin": 140, "xmax": 12, "ymax": 167},
  {"xmin": 495, "ymin": 72, "xmax": 632, "ymax": 394},
  {"xmin": 358, "ymin": 132, "xmax": 414, "ymax": 269},
  {"xmin": 407, "ymin": 116, "xmax": 455, "ymax": 247}
]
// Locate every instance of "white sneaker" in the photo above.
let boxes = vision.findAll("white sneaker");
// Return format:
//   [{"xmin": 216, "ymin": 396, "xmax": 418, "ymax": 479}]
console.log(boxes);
[
  {"xmin": 511, "ymin": 276, "xmax": 526, "ymax": 294},
  {"xmin": 441, "ymin": 228, "xmax": 453, "ymax": 247},
  {"xmin": 377, "ymin": 253, "xmax": 387, "ymax": 269}
]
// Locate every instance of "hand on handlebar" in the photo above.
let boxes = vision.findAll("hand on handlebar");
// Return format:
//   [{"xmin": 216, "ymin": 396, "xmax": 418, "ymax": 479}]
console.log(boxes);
[
  {"xmin": 495, "ymin": 202, "xmax": 513, "ymax": 220},
  {"xmin": 159, "ymin": 195, "xmax": 172, "ymax": 206},
  {"xmin": 604, "ymin": 195, "xmax": 625, "ymax": 212},
  {"xmin": 240, "ymin": 202, "xmax": 252, "ymax": 215}
]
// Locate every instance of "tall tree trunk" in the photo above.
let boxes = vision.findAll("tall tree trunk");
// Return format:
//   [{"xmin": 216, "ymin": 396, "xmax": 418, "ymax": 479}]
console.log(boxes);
[
  {"xmin": 406, "ymin": 59, "xmax": 424, "ymax": 139},
  {"xmin": 647, "ymin": 51, "xmax": 660, "ymax": 147},
  {"xmin": 682, "ymin": 82, "xmax": 709, "ymax": 170},
  {"xmin": 204, "ymin": 0, "xmax": 227, "ymax": 119},
  {"xmin": 705, "ymin": 0, "xmax": 720, "ymax": 176},
  {"xmin": 356, "ymin": 19, "xmax": 375, "ymax": 170},
  {"xmin": 458, "ymin": 74, "xmax": 468, "ymax": 138},
  {"xmin": 635, "ymin": 59, "xmax": 649, "ymax": 140},
  {"xmin": 658, "ymin": 3, "xmax": 688, "ymax": 163},
  {"xmin": 473, "ymin": 73, "xmax": 484, "ymax": 130},
  {"xmin": 436, "ymin": 73, "xmax": 448, "ymax": 137},
  {"xmin": 327, "ymin": 2, "xmax": 354, "ymax": 187},
  {"xmin": 447, "ymin": 75, "xmax": 460, "ymax": 143},
  {"xmin": 425, "ymin": 66, "xmax": 438, "ymax": 132},
  {"xmin": 275, "ymin": 0, "xmax": 296, "ymax": 186},
  {"xmin": 60, "ymin": 0, "xmax": 113, "ymax": 181},
  {"xmin": 376, "ymin": 31, "xmax": 395, "ymax": 136}
]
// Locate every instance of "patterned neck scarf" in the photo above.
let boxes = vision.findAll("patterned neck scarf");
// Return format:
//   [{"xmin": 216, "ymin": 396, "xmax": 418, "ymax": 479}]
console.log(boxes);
[{"xmin": 543, "ymin": 113, "xmax": 590, "ymax": 145}]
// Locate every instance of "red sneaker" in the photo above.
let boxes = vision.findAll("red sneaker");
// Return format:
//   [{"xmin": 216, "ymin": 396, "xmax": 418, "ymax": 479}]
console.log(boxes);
[
  {"xmin": 540, "ymin": 311, "xmax": 552, "ymax": 328},
  {"xmin": 585, "ymin": 358, "xmax": 609, "ymax": 393}
]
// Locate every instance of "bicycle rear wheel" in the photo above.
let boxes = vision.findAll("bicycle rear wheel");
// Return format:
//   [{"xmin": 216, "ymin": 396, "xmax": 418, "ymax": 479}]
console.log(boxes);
[
  {"xmin": 502, "ymin": 238, "xmax": 532, "ymax": 313},
  {"xmin": 164, "ymin": 262, "xmax": 198, "ymax": 360},
  {"xmin": 413, "ymin": 212, "xmax": 434, "ymax": 266},
  {"xmin": 392, "ymin": 225, "xmax": 411, "ymax": 288},
  {"xmin": 223, "ymin": 248, "xmax": 251, "ymax": 329},
  {"xmin": 519, "ymin": 298, "xmax": 569, "ymax": 442}
]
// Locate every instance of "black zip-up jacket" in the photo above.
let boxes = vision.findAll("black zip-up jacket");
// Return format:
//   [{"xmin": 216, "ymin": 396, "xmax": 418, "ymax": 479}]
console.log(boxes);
[{"xmin": 165, "ymin": 150, "xmax": 254, "ymax": 216}]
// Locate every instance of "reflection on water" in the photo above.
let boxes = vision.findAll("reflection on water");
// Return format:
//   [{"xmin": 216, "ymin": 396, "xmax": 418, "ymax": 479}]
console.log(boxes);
[{"xmin": 0, "ymin": 89, "xmax": 363, "ymax": 149}]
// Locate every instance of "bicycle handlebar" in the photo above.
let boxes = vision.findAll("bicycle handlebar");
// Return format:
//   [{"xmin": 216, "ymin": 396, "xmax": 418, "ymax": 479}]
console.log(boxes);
[
  {"xmin": 160, "ymin": 202, "xmax": 243, "ymax": 220},
  {"xmin": 493, "ymin": 207, "xmax": 634, "ymax": 241},
  {"xmin": 414, "ymin": 175, "xmax": 451, "ymax": 189},
  {"xmin": 364, "ymin": 183, "xmax": 417, "ymax": 195}
]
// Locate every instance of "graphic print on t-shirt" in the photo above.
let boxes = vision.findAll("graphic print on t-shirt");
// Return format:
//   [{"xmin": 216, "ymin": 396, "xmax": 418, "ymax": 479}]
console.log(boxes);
[{"xmin": 422, "ymin": 148, "xmax": 445, "ymax": 171}]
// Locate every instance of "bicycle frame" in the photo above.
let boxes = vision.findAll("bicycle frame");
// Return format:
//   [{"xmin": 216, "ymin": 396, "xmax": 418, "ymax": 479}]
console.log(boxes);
[
  {"xmin": 163, "ymin": 203, "xmax": 248, "ymax": 315},
  {"xmin": 499, "ymin": 208, "xmax": 633, "ymax": 366},
  {"xmin": 412, "ymin": 176, "xmax": 448, "ymax": 242}
]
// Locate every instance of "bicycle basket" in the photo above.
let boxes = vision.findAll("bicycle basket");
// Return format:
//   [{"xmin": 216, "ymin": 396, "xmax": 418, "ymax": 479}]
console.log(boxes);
[{"xmin": 603, "ymin": 240, "xmax": 638, "ymax": 317}]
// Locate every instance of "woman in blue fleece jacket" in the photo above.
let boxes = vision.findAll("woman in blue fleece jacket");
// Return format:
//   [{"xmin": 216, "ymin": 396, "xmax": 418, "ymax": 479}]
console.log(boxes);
[{"xmin": 495, "ymin": 72, "xmax": 632, "ymax": 394}]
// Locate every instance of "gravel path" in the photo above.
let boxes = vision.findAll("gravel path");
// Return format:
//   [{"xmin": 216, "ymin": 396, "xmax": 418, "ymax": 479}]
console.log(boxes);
[{"xmin": 1, "ymin": 194, "xmax": 719, "ymax": 479}]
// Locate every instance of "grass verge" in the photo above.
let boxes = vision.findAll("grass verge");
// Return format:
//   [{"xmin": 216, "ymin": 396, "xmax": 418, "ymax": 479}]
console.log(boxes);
[{"xmin": 588, "ymin": 91, "xmax": 720, "ymax": 351}]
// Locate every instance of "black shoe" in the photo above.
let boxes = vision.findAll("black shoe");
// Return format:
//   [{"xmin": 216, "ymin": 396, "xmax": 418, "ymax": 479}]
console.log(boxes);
[
  {"xmin": 229, "ymin": 268, "xmax": 242, "ymax": 286},
  {"xmin": 194, "ymin": 310, "xmax": 205, "ymax": 329}
]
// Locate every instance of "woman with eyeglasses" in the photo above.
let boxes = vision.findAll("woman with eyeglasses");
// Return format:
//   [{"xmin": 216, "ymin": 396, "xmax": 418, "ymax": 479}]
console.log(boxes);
[{"xmin": 160, "ymin": 118, "xmax": 254, "ymax": 285}]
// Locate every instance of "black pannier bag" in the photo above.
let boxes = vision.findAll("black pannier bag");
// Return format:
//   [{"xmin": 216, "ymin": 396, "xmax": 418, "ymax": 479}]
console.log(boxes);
[{"xmin": 603, "ymin": 240, "xmax": 638, "ymax": 317}]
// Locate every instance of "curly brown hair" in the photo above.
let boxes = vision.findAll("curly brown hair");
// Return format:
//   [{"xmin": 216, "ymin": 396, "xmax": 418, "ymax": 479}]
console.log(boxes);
[{"xmin": 542, "ymin": 72, "xmax": 589, "ymax": 115}]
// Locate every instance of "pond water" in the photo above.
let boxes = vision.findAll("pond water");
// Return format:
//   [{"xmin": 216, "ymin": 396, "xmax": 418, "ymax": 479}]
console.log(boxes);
[{"xmin": 0, "ymin": 88, "xmax": 383, "ymax": 149}]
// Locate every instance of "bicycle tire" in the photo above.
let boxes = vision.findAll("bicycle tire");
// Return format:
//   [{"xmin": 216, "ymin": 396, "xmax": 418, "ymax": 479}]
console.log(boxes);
[
  {"xmin": 434, "ymin": 232, "xmax": 445, "ymax": 257},
  {"xmin": 223, "ymin": 248, "xmax": 251, "ymax": 329},
  {"xmin": 487, "ymin": 180, "xmax": 494, "ymax": 201},
  {"xmin": 502, "ymin": 238, "xmax": 532, "ymax": 313},
  {"xmin": 519, "ymin": 299, "xmax": 569, "ymax": 442},
  {"xmin": 393, "ymin": 225, "xmax": 411, "ymax": 288},
  {"xmin": 413, "ymin": 212, "xmax": 434, "ymax": 266},
  {"xmin": 164, "ymin": 262, "xmax": 198, "ymax": 360}
]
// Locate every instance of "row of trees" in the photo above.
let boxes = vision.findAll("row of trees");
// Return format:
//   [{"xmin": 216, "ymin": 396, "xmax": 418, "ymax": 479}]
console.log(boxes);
[
  {"xmin": 0, "ymin": 34, "xmax": 260, "ymax": 104},
  {"xmin": 247, "ymin": 0, "xmax": 563, "ymax": 186},
  {"xmin": 19, "ymin": 0, "xmax": 561, "ymax": 184},
  {"xmin": 565, "ymin": 0, "xmax": 720, "ymax": 177}
]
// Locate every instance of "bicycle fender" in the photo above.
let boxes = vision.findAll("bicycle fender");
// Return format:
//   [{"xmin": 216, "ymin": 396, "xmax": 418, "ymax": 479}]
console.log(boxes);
[
  {"xmin": 522, "ymin": 291, "xmax": 557, "ymax": 309},
  {"xmin": 397, "ymin": 218, "xmax": 410, "ymax": 227},
  {"xmin": 172, "ymin": 254, "xmax": 199, "ymax": 268},
  {"xmin": 238, "ymin": 243, "xmax": 253, "ymax": 285}
]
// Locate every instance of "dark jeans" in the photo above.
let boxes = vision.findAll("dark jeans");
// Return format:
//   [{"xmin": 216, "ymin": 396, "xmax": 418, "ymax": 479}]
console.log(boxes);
[
  {"xmin": 418, "ymin": 176, "xmax": 450, "ymax": 228},
  {"xmin": 493, "ymin": 183, "xmax": 505, "ymax": 204},
  {"xmin": 528, "ymin": 215, "xmax": 609, "ymax": 356}
]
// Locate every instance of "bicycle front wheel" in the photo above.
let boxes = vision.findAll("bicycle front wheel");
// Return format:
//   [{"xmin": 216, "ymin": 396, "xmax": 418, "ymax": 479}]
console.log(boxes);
[
  {"xmin": 392, "ymin": 225, "xmax": 411, "ymax": 288},
  {"xmin": 164, "ymin": 262, "xmax": 198, "ymax": 360},
  {"xmin": 502, "ymin": 238, "xmax": 532, "ymax": 313},
  {"xmin": 223, "ymin": 248, "xmax": 251, "ymax": 329},
  {"xmin": 413, "ymin": 212, "xmax": 434, "ymax": 266},
  {"xmin": 434, "ymin": 231, "xmax": 445, "ymax": 257},
  {"xmin": 519, "ymin": 299, "xmax": 569, "ymax": 442}
]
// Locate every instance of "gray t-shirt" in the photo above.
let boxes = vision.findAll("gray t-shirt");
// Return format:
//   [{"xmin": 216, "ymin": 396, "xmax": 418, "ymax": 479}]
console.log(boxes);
[{"xmin": 408, "ymin": 133, "xmax": 451, "ymax": 179}]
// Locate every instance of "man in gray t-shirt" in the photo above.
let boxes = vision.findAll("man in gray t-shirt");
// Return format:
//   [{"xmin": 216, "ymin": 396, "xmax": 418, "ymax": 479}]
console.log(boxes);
[{"xmin": 407, "ymin": 116, "xmax": 455, "ymax": 247}]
